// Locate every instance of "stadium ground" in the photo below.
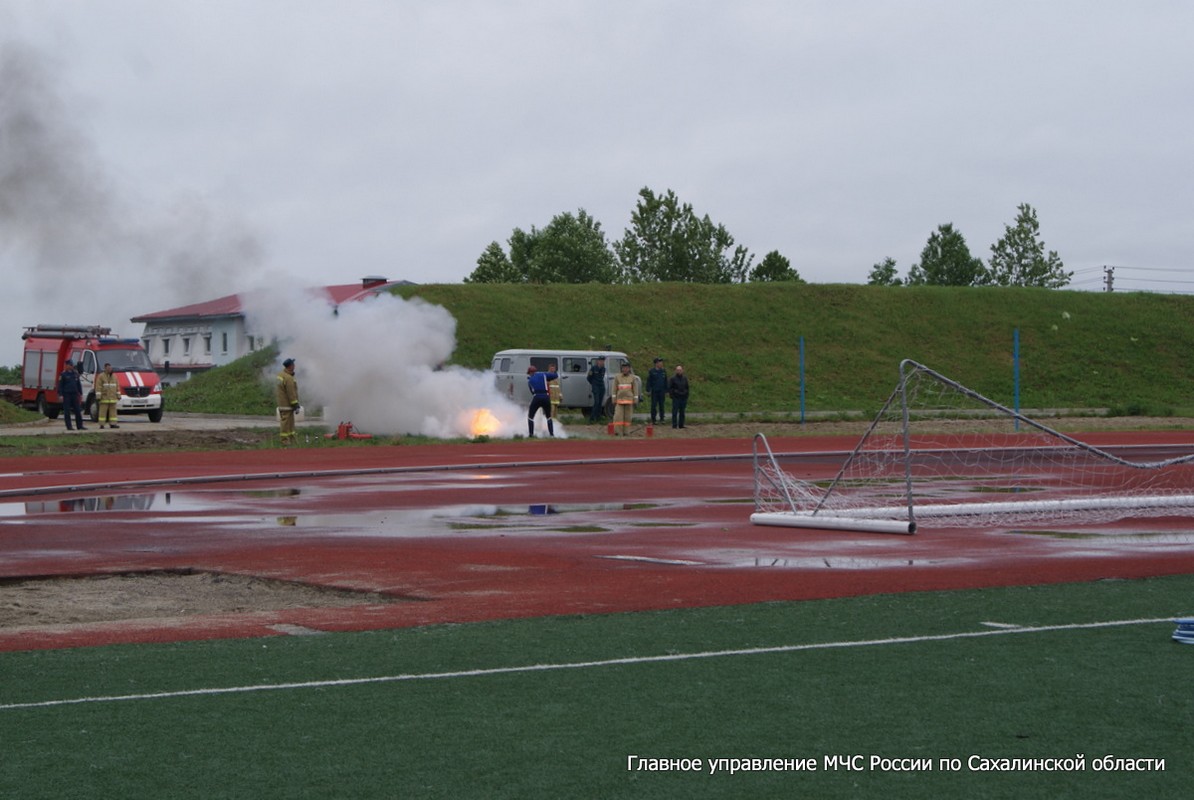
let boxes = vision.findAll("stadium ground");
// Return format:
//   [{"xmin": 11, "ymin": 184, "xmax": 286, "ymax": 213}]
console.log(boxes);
[{"xmin": 4, "ymin": 430, "xmax": 1194, "ymax": 652}]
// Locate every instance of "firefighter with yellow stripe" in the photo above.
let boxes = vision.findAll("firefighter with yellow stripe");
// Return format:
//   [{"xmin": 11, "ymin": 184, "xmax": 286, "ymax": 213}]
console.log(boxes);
[
  {"xmin": 95, "ymin": 362, "xmax": 121, "ymax": 428},
  {"xmin": 547, "ymin": 363, "xmax": 562, "ymax": 421},
  {"xmin": 276, "ymin": 357, "xmax": 300, "ymax": 446},
  {"xmin": 608, "ymin": 361, "xmax": 642, "ymax": 436}
]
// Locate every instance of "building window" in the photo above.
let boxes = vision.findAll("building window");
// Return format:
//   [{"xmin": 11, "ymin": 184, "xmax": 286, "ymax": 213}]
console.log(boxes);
[
  {"xmin": 182, "ymin": 337, "xmax": 191, "ymax": 356},
  {"xmin": 203, "ymin": 335, "xmax": 212, "ymax": 355},
  {"xmin": 221, "ymin": 332, "xmax": 228, "ymax": 353},
  {"xmin": 248, "ymin": 336, "xmax": 257, "ymax": 352},
  {"xmin": 162, "ymin": 338, "xmax": 171, "ymax": 357}
]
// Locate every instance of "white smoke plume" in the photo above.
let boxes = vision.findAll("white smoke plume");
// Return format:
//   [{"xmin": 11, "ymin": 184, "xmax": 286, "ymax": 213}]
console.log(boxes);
[{"xmin": 245, "ymin": 289, "xmax": 548, "ymax": 439}]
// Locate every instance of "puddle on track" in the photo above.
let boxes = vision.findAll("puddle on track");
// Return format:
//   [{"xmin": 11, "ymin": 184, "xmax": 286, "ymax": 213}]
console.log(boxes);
[{"xmin": 1, "ymin": 488, "xmax": 668, "ymax": 539}]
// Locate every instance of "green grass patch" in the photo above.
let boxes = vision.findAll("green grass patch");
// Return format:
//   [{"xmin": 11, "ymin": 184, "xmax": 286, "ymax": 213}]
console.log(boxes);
[
  {"xmin": 2, "ymin": 575, "xmax": 1191, "ymax": 798},
  {"xmin": 399, "ymin": 283, "xmax": 1194, "ymax": 414},
  {"xmin": 163, "ymin": 346, "xmax": 281, "ymax": 415},
  {"xmin": 0, "ymin": 401, "xmax": 40, "ymax": 425}
]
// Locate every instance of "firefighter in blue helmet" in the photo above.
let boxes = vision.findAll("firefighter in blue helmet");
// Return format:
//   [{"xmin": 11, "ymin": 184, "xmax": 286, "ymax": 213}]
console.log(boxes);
[{"xmin": 526, "ymin": 365, "xmax": 558, "ymax": 437}]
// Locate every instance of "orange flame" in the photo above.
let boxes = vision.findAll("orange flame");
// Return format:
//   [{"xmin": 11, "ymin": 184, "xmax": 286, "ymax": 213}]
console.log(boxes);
[{"xmin": 468, "ymin": 408, "xmax": 502, "ymax": 437}]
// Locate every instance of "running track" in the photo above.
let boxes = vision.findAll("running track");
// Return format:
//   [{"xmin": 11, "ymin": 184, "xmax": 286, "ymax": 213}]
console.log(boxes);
[{"xmin": 4, "ymin": 431, "xmax": 1194, "ymax": 651}]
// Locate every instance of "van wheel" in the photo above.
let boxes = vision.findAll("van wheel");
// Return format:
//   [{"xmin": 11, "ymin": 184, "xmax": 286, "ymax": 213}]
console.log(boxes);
[
  {"xmin": 37, "ymin": 393, "xmax": 60, "ymax": 420},
  {"xmin": 148, "ymin": 408, "xmax": 163, "ymax": 423}
]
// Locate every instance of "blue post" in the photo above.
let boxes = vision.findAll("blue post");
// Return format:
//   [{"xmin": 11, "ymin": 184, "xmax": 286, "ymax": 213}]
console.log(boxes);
[
  {"xmin": 1013, "ymin": 328, "xmax": 1020, "ymax": 431},
  {"xmin": 799, "ymin": 336, "xmax": 806, "ymax": 424}
]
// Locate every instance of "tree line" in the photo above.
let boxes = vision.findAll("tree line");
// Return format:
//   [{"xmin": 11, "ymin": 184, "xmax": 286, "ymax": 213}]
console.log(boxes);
[
  {"xmin": 466, "ymin": 189, "xmax": 1070, "ymax": 289},
  {"xmin": 465, "ymin": 187, "xmax": 801, "ymax": 285},
  {"xmin": 868, "ymin": 203, "xmax": 1070, "ymax": 288}
]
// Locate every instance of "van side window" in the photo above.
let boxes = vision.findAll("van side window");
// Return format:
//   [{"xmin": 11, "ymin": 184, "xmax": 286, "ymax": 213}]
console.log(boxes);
[
  {"xmin": 530, "ymin": 357, "xmax": 556, "ymax": 372},
  {"xmin": 563, "ymin": 357, "xmax": 586, "ymax": 373},
  {"xmin": 81, "ymin": 351, "xmax": 97, "ymax": 375}
]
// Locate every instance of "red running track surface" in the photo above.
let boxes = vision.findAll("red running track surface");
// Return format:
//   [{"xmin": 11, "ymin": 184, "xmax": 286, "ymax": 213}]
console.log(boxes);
[{"xmin": 3, "ymin": 431, "xmax": 1194, "ymax": 651}]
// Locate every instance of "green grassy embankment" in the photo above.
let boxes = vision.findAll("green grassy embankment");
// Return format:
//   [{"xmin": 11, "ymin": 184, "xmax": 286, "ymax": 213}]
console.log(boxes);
[{"xmin": 160, "ymin": 284, "xmax": 1194, "ymax": 417}]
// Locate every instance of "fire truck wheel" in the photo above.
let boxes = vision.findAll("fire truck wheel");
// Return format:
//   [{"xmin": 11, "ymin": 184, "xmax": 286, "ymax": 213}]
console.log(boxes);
[
  {"xmin": 148, "ymin": 408, "xmax": 164, "ymax": 423},
  {"xmin": 85, "ymin": 396, "xmax": 99, "ymax": 423},
  {"xmin": 37, "ymin": 394, "xmax": 60, "ymax": 420}
]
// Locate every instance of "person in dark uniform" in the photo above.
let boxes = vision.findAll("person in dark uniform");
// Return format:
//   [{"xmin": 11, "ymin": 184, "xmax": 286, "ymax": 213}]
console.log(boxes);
[
  {"xmin": 526, "ymin": 365, "xmax": 558, "ymax": 437},
  {"xmin": 586, "ymin": 355, "xmax": 607, "ymax": 423},
  {"xmin": 57, "ymin": 360, "xmax": 85, "ymax": 431},
  {"xmin": 668, "ymin": 364, "xmax": 690, "ymax": 429},
  {"xmin": 646, "ymin": 357, "xmax": 668, "ymax": 425}
]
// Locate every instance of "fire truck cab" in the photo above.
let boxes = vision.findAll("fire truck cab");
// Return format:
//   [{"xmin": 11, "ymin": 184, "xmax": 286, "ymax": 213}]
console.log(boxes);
[{"xmin": 21, "ymin": 325, "xmax": 164, "ymax": 423}]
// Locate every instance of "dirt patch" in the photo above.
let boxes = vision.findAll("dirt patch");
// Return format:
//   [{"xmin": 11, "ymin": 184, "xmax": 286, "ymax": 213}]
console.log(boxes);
[{"xmin": 0, "ymin": 570, "xmax": 397, "ymax": 629}]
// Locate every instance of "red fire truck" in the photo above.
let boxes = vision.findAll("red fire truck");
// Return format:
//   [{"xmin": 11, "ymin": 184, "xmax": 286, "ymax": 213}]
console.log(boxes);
[{"xmin": 21, "ymin": 325, "xmax": 164, "ymax": 423}]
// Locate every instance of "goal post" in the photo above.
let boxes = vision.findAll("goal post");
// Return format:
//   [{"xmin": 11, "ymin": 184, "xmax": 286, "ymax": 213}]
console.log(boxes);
[{"xmin": 752, "ymin": 359, "xmax": 1194, "ymax": 534}]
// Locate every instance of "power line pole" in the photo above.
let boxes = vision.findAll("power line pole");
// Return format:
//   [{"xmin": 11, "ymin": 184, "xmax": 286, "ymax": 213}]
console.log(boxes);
[{"xmin": 1103, "ymin": 265, "xmax": 1114, "ymax": 292}]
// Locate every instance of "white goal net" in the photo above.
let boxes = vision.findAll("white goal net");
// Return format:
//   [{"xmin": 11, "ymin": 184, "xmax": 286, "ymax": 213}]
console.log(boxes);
[{"xmin": 752, "ymin": 359, "xmax": 1194, "ymax": 534}]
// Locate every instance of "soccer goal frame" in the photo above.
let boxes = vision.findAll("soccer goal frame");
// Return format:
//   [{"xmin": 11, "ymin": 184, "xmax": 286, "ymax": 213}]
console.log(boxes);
[{"xmin": 751, "ymin": 359, "xmax": 1194, "ymax": 534}]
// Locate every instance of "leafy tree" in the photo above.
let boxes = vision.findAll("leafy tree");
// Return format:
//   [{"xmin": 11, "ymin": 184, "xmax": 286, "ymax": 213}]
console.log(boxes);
[
  {"xmin": 467, "ymin": 210, "xmax": 621, "ymax": 284},
  {"xmin": 614, "ymin": 187, "xmax": 754, "ymax": 283},
  {"xmin": 464, "ymin": 241, "xmax": 522, "ymax": 283},
  {"xmin": 906, "ymin": 223, "xmax": 987, "ymax": 286},
  {"xmin": 867, "ymin": 257, "xmax": 902, "ymax": 286},
  {"xmin": 987, "ymin": 203, "xmax": 1071, "ymax": 288},
  {"xmin": 522, "ymin": 209, "xmax": 621, "ymax": 284},
  {"xmin": 749, "ymin": 250, "xmax": 803, "ymax": 282}
]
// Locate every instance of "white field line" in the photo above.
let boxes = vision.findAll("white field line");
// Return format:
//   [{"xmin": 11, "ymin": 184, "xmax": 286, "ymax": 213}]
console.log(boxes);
[{"xmin": 0, "ymin": 616, "xmax": 1177, "ymax": 712}]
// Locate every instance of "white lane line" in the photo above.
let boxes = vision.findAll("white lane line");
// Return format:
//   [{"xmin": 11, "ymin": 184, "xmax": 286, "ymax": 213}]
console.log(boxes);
[{"xmin": 0, "ymin": 616, "xmax": 1175, "ymax": 711}]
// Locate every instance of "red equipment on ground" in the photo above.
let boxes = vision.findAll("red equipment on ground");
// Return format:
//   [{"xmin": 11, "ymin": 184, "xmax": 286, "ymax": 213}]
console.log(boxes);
[{"xmin": 325, "ymin": 421, "xmax": 373, "ymax": 440}]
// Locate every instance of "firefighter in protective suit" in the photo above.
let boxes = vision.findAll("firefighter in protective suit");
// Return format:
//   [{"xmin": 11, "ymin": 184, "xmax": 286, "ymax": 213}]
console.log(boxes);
[
  {"xmin": 608, "ymin": 362, "xmax": 642, "ymax": 436},
  {"xmin": 276, "ymin": 358, "xmax": 300, "ymax": 446},
  {"xmin": 95, "ymin": 362, "xmax": 121, "ymax": 428}
]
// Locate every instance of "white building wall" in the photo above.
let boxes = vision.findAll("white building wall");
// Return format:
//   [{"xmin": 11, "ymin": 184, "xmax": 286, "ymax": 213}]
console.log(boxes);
[{"xmin": 141, "ymin": 317, "xmax": 261, "ymax": 382}]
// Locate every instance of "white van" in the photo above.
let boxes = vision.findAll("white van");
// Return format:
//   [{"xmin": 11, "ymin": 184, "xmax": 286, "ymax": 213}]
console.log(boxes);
[{"xmin": 491, "ymin": 349, "xmax": 629, "ymax": 409}]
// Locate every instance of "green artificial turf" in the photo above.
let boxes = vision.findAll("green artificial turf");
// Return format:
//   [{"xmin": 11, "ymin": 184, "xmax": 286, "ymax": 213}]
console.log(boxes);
[{"xmin": 2, "ymin": 575, "xmax": 1192, "ymax": 799}]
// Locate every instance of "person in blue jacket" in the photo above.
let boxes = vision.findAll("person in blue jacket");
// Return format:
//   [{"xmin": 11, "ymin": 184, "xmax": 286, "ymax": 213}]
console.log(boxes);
[
  {"xmin": 526, "ymin": 364, "xmax": 559, "ymax": 437},
  {"xmin": 57, "ymin": 359, "xmax": 86, "ymax": 431}
]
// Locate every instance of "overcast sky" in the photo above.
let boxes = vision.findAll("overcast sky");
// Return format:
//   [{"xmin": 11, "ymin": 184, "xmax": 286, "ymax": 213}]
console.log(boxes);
[{"xmin": 2, "ymin": 0, "xmax": 1193, "ymax": 366}]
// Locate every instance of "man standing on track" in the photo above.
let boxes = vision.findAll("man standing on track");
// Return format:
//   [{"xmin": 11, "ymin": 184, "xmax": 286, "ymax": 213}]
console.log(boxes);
[
  {"xmin": 609, "ymin": 361, "xmax": 642, "ymax": 436},
  {"xmin": 526, "ymin": 364, "xmax": 558, "ymax": 437},
  {"xmin": 587, "ymin": 355, "xmax": 607, "ymax": 423},
  {"xmin": 668, "ymin": 364, "xmax": 690, "ymax": 429},
  {"xmin": 57, "ymin": 359, "xmax": 85, "ymax": 431},
  {"xmin": 646, "ymin": 356, "xmax": 668, "ymax": 425},
  {"xmin": 276, "ymin": 357, "xmax": 300, "ymax": 447},
  {"xmin": 95, "ymin": 362, "xmax": 121, "ymax": 429}
]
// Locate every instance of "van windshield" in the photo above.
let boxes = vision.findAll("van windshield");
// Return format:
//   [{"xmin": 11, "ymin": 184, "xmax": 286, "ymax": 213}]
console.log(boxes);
[{"xmin": 101, "ymin": 348, "xmax": 154, "ymax": 372}]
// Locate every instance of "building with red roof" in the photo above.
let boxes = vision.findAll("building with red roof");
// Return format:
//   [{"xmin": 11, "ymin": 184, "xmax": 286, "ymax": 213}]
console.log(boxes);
[{"xmin": 131, "ymin": 276, "xmax": 409, "ymax": 383}]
